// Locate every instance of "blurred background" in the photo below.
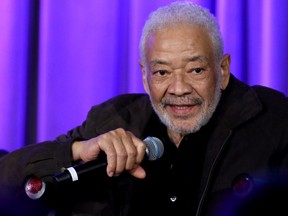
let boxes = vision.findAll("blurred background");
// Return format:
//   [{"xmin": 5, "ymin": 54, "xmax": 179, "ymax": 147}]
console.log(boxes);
[{"xmin": 1, "ymin": 0, "xmax": 287, "ymax": 152}]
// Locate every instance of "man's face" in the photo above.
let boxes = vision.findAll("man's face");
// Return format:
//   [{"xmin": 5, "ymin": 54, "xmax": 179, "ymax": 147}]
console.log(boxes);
[{"xmin": 141, "ymin": 24, "xmax": 230, "ymax": 135}]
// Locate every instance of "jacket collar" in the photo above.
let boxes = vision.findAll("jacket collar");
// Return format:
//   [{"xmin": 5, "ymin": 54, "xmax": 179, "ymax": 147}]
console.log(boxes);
[{"xmin": 215, "ymin": 74, "xmax": 263, "ymax": 129}]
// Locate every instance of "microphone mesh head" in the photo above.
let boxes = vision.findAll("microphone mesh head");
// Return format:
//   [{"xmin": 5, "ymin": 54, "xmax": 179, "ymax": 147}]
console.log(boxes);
[{"xmin": 143, "ymin": 136, "xmax": 164, "ymax": 161}]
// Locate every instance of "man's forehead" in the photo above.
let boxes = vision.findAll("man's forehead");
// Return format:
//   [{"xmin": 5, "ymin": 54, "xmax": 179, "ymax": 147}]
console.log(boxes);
[{"xmin": 148, "ymin": 55, "xmax": 209, "ymax": 67}]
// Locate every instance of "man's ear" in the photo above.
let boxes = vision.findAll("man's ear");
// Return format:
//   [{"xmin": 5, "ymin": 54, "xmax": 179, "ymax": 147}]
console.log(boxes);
[
  {"xmin": 220, "ymin": 54, "xmax": 231, "ymax": 90},
  {"xmin": 139, "ymin": 61, "xmax": 150, "ymax": 94}
]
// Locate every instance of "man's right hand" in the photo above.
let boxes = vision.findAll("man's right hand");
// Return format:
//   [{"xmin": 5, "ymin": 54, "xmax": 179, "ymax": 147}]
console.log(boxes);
[{"xmin": 71, "ymin": 128, "xmax": 147, "ymax": 179}]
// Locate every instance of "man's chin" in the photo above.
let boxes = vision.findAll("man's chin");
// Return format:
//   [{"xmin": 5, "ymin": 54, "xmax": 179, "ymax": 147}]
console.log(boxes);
[{"xmin": 167, "ymin": 121, "xmax": 201, "ymax": 134}]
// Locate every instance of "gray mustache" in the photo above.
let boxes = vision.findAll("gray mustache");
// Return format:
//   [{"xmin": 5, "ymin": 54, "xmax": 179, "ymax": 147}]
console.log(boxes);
[{"xmin": 161, "ymin": 97, "xmax": 203, "ymax": 105}]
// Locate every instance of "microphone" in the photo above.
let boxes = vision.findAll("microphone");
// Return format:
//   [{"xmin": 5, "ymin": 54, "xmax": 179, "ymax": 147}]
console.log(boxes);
[
  {"xmin": 53, "ymin": 136, "xmax": 164, "ymax": 184},
  {"xmin": 25, "ymin": 136, "xmax": 164, "ymax": 199}
]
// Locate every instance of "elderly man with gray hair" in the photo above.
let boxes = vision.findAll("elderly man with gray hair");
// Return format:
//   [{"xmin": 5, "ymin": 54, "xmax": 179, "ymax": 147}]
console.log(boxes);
[{"xmin": 1, "ymin": 1, "xmax": 288, "ymax": 216}]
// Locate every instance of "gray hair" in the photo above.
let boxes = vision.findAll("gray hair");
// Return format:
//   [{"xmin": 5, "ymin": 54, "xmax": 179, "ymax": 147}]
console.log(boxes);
[{"xmin": 139, "ymin": 1, "xmax": 224, "ymax": 63}]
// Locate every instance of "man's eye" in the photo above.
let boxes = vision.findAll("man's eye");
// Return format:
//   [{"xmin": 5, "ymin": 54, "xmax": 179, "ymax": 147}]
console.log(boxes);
[
  {"xmin": 155, "ymin": 70, "xmax": 167, "ymax": 76},
  {"xmin": 193, "ymin": 68, "xmax": 203, "ymax": 74}
]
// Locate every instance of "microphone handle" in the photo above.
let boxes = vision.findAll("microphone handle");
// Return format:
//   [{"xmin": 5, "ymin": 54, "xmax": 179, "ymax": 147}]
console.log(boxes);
[{"xmin": 53, "ymin": 160, "xmax": 107, "ymax": 184}]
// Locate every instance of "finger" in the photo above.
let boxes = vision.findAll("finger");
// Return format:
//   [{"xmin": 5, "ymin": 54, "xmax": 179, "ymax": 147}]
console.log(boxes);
[
  {"xmin": 107, "ymin": 128, "xmax": 138, "ymax": 175},
  {"xmin": 111, "ymin": 134, "xmax": 128, "ymax": 176},
  {"xmin": 131, "ymin": 135, "xmax": 146, "ymax": 165},
  {"xmin": 129, "ymin": 166, "xmax": 146, "ymax": 179},
  {"xmin": 120, "ymin": 132, "xmax": 138, "ymax": 170},
  {"xmin": 97, "ymin": 136, "xmax": 118, "ymax": 177}
]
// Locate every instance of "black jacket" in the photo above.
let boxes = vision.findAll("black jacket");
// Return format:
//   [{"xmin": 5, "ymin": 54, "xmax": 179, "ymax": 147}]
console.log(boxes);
[{"xmin": 0, "ymin": 75, "xmax": 288, "ymax": 216}]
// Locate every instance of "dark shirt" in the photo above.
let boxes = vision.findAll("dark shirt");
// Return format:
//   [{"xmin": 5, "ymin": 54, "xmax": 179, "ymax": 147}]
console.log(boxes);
[{"xmin": 128, "ymin": 112, "xmax": 214, "ymax": 216}]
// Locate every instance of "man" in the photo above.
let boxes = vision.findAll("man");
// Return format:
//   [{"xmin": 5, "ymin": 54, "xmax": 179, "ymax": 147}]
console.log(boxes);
[{"xmin": 0, "ymin": 1, "xmax": 288, "ymax": 216}]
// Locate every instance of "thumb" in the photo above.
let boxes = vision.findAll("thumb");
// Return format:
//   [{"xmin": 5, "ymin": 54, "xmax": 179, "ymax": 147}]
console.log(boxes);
[{"xmin": 129, "ymin": 166, "xmax": 146, "ymax": 179}]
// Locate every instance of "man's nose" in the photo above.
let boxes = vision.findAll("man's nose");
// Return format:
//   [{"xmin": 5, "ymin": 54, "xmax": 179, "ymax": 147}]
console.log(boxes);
[{"xmin": 167, "ymin": 73, "xmax": 193, "ymax": 96}]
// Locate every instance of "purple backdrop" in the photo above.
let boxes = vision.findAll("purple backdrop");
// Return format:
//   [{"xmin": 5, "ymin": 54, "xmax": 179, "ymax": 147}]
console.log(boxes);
[{"xmin": 0, "ymin": 0, "xmax": 287, "ymax": 152}]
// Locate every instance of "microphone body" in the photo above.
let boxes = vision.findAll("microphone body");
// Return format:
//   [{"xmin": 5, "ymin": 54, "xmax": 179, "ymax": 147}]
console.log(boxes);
[{"xmin": 25, "ymin": 136, "xmax": 164, "ymax": 199}]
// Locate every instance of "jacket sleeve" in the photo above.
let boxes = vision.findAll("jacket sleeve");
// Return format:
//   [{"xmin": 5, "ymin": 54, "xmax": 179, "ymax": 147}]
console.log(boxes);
[
  {"xmin": 0, "ymin": 94, "xmax": 144, "ymax": 192},
  {"xmin": 0, "ymin": 122, "xmax": 87, "ymax": 194},
  {"xmin": 0, "ymin": 94, "xmax": 148, "ymax": 215}
]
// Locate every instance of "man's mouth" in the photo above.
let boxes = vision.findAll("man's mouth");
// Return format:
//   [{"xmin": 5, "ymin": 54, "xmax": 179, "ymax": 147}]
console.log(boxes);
[
  {"xmin": 166, "ymin": 104, "xmax": 196, "ymax": 115},
  {"xmin": 161, "ymin": 96, "xmax": 203, "ymax": 116}
]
